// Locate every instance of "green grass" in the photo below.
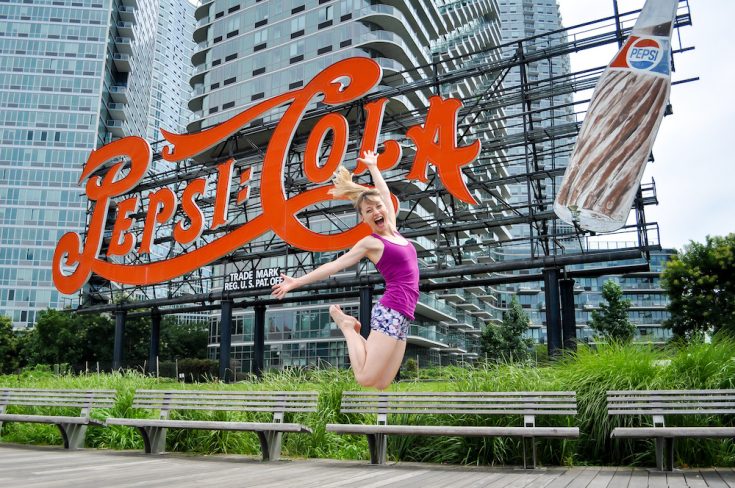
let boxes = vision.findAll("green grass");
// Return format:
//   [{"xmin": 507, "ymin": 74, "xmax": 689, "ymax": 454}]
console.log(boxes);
[{"xmin": 1, "ymin": 338, "xmax": 734, "ymax": 467}]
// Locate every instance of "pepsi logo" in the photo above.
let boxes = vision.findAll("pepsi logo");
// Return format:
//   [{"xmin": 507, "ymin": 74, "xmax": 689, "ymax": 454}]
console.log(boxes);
[{"xmin": 627, "ymin": 38, "xmax": 662, "ymax": 70}]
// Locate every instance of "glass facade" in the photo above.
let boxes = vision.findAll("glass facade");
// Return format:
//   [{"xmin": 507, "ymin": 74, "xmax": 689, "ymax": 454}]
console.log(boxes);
[{"xmin": 0, "ymin": 0, "xmax": 195, "ymax": 327}]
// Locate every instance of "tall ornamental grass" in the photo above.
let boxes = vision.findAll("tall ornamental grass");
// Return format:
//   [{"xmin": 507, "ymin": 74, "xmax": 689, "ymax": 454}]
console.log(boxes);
[{"xmin": 1, "ymin": 338, "xmax": 733, "ymax": 467}]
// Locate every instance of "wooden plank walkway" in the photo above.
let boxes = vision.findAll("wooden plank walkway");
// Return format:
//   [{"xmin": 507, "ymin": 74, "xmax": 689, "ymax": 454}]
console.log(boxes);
[{"xmin": 0, "ymin": 444, "xmax": 733, "ymax": 488}]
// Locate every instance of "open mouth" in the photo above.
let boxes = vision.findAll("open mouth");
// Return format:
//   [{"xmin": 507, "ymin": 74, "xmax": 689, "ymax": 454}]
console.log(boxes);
[{"xmin": 374, "ymin": 216, "xmax": 385, "ymax": 227}]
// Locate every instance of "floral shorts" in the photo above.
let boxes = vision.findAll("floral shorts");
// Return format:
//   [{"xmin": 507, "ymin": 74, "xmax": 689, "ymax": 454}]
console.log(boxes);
[{"xmin": 370, "ymin": 302, "xmax": 410, "ymax": 341}]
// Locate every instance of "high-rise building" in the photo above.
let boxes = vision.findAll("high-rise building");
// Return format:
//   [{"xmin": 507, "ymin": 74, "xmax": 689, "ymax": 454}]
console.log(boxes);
[
  {"xmin": 148, "ymin": 0, "xmax": 196, "ymax": 146},
  {"xmin": 191, "ymin": 0, "xmax": 510, "ymax": 371},
  {"xmin": 0, "ymin": 0, "xmax": 195, "ymax": 328}
]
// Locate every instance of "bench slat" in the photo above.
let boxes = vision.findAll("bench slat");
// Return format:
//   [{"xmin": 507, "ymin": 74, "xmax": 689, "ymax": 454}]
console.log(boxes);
[
  {"xmin": 341, "ymin": 391, "xmax": 576, "ymax": 396},
  {"xmin": 341, "ymin": 408, "xmax": 576, "ymax": 415},
  {"xmin": 326, "ymin": 424, "xmax": 579, "ymax": 437},
  {"xmin": 340, "ymin": 401, "xmax": 577, "ymax": 407},
  {"xmin": 609, "ymin": 408, "xmax": 735, "ymax": 415},
  {"xmin": 106, "ymin": 417, "xmax": 312, "ymax": 433},
  {"xmin": 608, "ymin": 389, "xmax": 735, "ymax": 395},
  {"xmin": 131, "ymin": 405, "xmax": 317, "ymax": 413},
  {"xmin": 611, "ymin": 426, "xmax": 735, "ymax": 438},
  {"xmin": 0, "ymin": 414, "xmax": 101, "ymax": 425}
]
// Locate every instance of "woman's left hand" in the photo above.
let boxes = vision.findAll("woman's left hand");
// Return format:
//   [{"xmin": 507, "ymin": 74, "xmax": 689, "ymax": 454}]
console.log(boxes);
[{"xmin": 357, "ymin": 149, "xmax": 378, "ymax": 168}]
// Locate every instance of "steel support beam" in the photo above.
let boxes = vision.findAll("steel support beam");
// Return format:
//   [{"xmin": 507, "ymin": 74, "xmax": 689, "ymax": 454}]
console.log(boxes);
[
  {"xmin": 148, "ymin": 310, "xmax": 161, "ymax": 374},
  {"xmin": 253, "ymin": 303, "xmax": 266, "ymax": 378},
  {"xmin": 559, "ymin": 278, "xmax": 577, "ymax": 351},
  {"xmin": 359, "ymin": 285, "xmax": 373, "ymax": 339},
  {"xmin": 113, "ymin": 310, "xmax": 126, "ymax": 370},
  {"xmin": 77, "ymin": 249, "xmax": 647, "ymax": 314},
  {"xmin": 543, "ymin": 268, "xmax": 562, "ymax": 357},
  {"xmin": 219, "ymin": 300, "xmax": 233, "ymax": 383}
]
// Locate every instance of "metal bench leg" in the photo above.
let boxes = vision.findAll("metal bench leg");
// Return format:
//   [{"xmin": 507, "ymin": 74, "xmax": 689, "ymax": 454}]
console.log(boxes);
[
  {"xmin": 138, "ymin": 426, "xmax": 167, "ymax": 454},
  {"xmin": 257, "ymin": 431, "xmax": 283, "ymax": 461},
  {"xmin": 655, "ymin": 437, "xmax": 664, "ymax": 471},
  {"xmin": 367, "ymin": 433, "xmax": 387, "ymax": 464},
  {"xmin": 666, "ymin": 438, "xmax": 674, "ymax": 471},
  {"xmin": 57, "ymin": 423, "xmax": 87, "ymax": 450},
  {"xmin": 521, "ymin": 437, "xmax": 536, "ymax": 469}
]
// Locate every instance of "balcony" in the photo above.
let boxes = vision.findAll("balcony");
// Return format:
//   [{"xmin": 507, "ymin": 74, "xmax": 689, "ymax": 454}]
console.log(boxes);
[
  {"xmin": 107, "ymin": 102, "xmax": 126, "ymax": 120},
  {"xmin": 118, "ymin": 5, "xmax": 136, "ymax": 21},
  {"xmin": 109, "ymin": 84, "xmax": 128, "ymax": 103},
  {"xmin": 114, "ymin": 37, "xmax": 133, "ymax": 54},
  {"xmin": 116, "ymin": 21, "xmax": 135, "ymax": 38},
  {"xmin": 469, "ymin": 309, "xmax": 493, "ymax": 320},
  {"xmin": 437, "ymin": 290, "xmax": 465, "ymax": 303},
  {"xmin": 406, "ymin": 324, "xmax": 447, "ymax": 348},
  {"xmin": 105, "ymin": 119, "xmax": 124, "ymax": 137},
  {"xmin": 414, "ymin": 292, "xmax": 455, "ymax": 322},
  {"xmin": 112, "ymin": 53, "xmax": 131, "ymax": 72},
  {"xmin": 121, "ymin": 0, "xmax": 137, "ymax": 6}
]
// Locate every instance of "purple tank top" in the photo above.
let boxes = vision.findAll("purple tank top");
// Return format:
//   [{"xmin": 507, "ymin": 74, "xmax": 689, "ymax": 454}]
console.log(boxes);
[{"xmin": 372, "ymin": 233, "xmax": 419, "ymax": 320}]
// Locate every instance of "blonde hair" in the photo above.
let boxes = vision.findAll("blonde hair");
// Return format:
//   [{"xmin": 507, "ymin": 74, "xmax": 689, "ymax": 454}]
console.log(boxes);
[{"xmin": 328, "ymin": 166, "xmax": 381, "ymax": 212}]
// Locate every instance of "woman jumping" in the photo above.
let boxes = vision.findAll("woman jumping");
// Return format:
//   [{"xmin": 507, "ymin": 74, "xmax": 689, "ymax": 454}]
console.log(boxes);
[{"xmin": 271, "ymin": 150, "xmax": 419, "ymax": 390}]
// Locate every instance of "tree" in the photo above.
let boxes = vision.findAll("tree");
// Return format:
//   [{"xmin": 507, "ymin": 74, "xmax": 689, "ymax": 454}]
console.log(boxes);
[
  {"xmin": 480, "ymin": 297, "xmax": 533, "ymax": 363},
  {"xmin": 0, "ymin": 315, "xmax": 19, "ymax": 373},
  {"xmin": 22, "ymin": 309, "xmax": 115, "ymax": 366},
  {"xmin": 589, "ymin": 280, "xmax": 636, "ymax": 343},
  {"xmin": 160, "ymin": 317, "xmax": 209, "ymax": 360},
  {"xmin": 661, "ymin": 234, "xmax": 735, "ymax": 340}
]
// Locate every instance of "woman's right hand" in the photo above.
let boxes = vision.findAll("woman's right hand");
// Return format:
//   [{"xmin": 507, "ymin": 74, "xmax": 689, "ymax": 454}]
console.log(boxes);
[{"xmin": 271, "ymin": 273, "xmax": 299, "ymax": 299}]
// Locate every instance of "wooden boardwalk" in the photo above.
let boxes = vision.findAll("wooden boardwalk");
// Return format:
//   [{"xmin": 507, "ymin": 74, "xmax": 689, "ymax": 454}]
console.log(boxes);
[{"xmin": 0, "ymin": 445, "xmax": 733, "ymax": 488}]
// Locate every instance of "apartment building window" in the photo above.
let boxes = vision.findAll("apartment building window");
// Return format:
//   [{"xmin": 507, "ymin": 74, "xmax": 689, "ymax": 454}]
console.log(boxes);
[
  {"xmin": 289, "ymin": 40, "xmax": 304, "ymax": 63},
  {"xmin": 291, "ymin": 16, "xmax": 305, "ymax": 38},
  {"xmin": 291, "ymin": 5, "xmax": 305, "ymax": 14},
  {"xmin": 252, "ymin": 67, "xmax": 265, "ymax": 76},
  {"xmin": 318, "ymin": 5, "xmax": 333, "ymax": 29},
  {"xmin": 289, "ymin": 80, "xmax": 303, "ymax": 89},
  {"xmin": 317, "ymin": 45, "xmax": 332, "ymax": 55},
  {"xmin": 253, "ymin": 28, "xmax": 268, "ymax": 51}
]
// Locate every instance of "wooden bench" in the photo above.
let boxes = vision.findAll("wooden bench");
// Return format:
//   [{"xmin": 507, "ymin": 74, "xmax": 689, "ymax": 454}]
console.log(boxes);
[
  {"xmin": 326, "ymin": 391, "xmax": 579, "ymax": 468},
  {"xmin": 608, "ymin": 389, "xmax": 735, "ymax": 471},
  {"xmin": 0, "ymin": 388, "xmax": 116, "ymax": 449},
  {"xmin": 105, "ymin": 389, "xmax": 318, "ymax": 461}
]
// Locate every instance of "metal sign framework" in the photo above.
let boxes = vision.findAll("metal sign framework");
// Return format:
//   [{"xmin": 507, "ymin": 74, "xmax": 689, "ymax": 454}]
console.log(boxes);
[{"xmin": 73, "ymin": 3, "xmax": 694, "ymax": 376}]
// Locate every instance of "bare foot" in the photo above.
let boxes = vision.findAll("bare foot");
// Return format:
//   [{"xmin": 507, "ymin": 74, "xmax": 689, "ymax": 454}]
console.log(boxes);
[{"xmin": 329, "ymin": 304, "xmax": 361, "ymax": 334}]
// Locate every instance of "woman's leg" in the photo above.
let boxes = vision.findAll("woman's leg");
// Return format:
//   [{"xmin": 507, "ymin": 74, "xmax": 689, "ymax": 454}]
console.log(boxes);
[
  {"xmin": 330, "ymin": 304, "xmax": 406, "ymax": 389},
  {"xmin": 330, "ymin": 305, "xmax": 368, "ymax": 372},
  {"xmin": 360, "ymin": 332, "xmax": 406, "ymax": 389}
]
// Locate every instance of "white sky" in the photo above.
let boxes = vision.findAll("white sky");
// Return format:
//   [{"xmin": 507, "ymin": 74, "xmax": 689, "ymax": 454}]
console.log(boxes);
[{"xmin": 557, "ymin": 0, "xmax": 735, "ymax": 250}]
